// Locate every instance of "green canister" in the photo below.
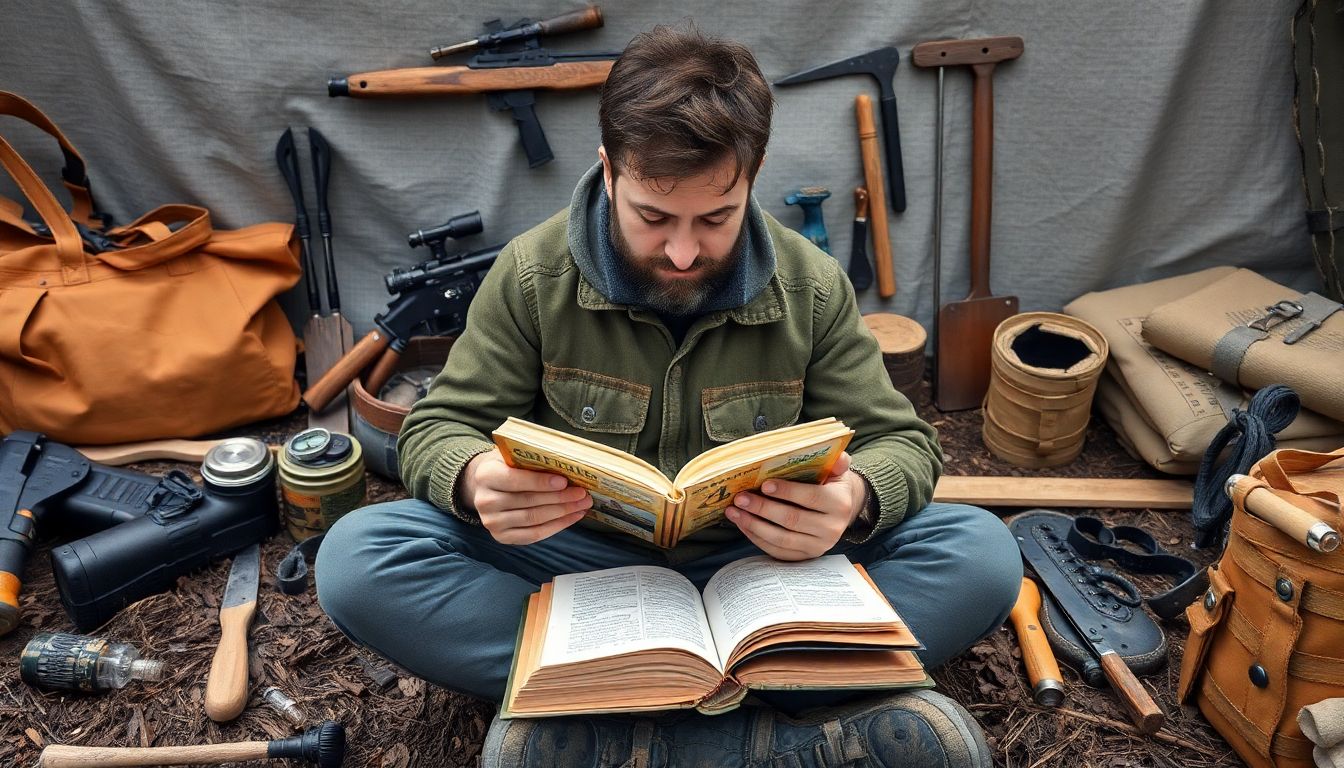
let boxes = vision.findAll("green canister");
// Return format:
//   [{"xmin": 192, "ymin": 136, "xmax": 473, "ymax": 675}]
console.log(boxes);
[{"xmin": 278, "ymin": 428, "xmax": 367, "ymax": 541}]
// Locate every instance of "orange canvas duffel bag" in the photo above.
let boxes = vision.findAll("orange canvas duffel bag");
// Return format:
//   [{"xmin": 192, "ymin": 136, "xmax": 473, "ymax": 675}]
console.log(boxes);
[
  {"xmin": 1179, "ymin": 446, "xmax": 1344, "ymax": 767},
  {"xmin": 0, "ymin": 90, "xmax": 300, "ymax": 444}
]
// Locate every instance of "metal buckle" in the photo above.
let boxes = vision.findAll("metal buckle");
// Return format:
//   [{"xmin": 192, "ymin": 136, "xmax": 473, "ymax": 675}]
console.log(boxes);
[{"xmin": 1247, "ymin": 300, "xmax": 1303, "ymax": 331}]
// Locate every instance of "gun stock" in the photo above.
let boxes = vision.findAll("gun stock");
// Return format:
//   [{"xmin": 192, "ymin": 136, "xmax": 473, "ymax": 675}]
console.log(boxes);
[
  {"xmin": 304, "ymin": 330, "xmax": 392, "ymax": 414},
  {"xmin": 331, "ymin": 60, "xmax": 613, "ymax": 97}
]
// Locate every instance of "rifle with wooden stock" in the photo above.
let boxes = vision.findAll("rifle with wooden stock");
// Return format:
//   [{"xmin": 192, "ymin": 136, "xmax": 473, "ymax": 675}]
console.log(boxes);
[
  {"xmin": 328, "ymin": 5, "xmax": 620, "ymax": 167},
  {"xmin": 303, "ymin": 212, "xmax": 502, "ymax": 415}
]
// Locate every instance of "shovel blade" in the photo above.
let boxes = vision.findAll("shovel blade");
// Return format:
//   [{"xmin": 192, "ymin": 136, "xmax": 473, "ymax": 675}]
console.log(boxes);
[
  {"xmin": 304, "ymin": 315, "xmax": 351, "ymax": 432},
  {"xmin": 935, "ymin": 295, "xmax": 1018, "ymax": 411}
]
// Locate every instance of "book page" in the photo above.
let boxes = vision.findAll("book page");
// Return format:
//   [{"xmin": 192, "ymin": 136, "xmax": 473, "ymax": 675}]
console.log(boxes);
[
  {"xmin": 676, "ymin": 433, "xmax": 851, "ymax": 540},
  {"xmin": 701, "ymin": 555, "xmax": 899, "ymax": 666},
  {"xmin": 540, "ymin": 566, "xmax": 723, "ymax": 671}
]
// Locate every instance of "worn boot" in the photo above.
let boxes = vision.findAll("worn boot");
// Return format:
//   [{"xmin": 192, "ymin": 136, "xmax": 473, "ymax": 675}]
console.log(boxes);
[{"xmin": 479, "ymin": 689, "xmax": 992, "ymax": 767}]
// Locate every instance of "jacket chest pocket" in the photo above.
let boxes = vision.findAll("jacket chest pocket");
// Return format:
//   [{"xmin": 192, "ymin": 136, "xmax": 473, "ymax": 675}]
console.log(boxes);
[
  {"xmin": 701, "ymin": 379, "xmax": 805, "ymax": 446},
  {"xmin": 541, "ymin": 363, "xmax": 650, "ymax": 454}
]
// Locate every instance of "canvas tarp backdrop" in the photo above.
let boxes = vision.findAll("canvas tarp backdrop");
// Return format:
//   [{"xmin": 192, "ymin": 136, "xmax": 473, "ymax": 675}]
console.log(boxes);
[{"xmin": 0, "ymin": 1, "xmax": 1321, "ymax": 342}]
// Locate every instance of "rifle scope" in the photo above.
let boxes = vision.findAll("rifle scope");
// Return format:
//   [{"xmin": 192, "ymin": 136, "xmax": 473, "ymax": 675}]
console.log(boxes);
[{"xmin": 408, "ymin": 212, "xmax": 482, "ymax": 249}]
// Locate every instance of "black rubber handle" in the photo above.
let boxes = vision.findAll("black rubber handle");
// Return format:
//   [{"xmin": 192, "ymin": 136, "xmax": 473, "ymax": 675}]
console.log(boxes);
[
  {"xmin": 308, "ymin": 128, "xmax": 340, "ymax": 312},
  {"xmin": 878, "ymin": 94, "xmax": 907, "ymax": 213},
  {"xmin": 849, "ymin": 218, "xmax": 874, "ymax": 291},
  {"xmin": 275, "ymin": 128, "xmax": 320, "ymax": 312}
]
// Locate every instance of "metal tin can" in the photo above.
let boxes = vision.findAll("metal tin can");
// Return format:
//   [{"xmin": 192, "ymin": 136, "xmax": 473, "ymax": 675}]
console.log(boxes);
[{"xmin": 277, "ymin": 428, "xmax": 366, "ymax": 541}]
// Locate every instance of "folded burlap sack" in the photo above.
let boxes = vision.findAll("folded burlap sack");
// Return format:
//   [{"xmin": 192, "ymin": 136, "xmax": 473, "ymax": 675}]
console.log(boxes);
[
  {"xmin": 1143, "ymin": 269, "xmax": 1344, "ymax": 422},
  {"xmin": 1065, "ymin": 268, "xmax": 1344, "ymax": 474}
]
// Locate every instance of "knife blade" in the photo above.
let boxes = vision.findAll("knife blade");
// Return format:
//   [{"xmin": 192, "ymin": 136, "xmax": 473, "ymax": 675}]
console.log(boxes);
[
  {"xmin": 205, "ymin": 543, "xmax": 260, "ymax": 722},
  {"xmin": 849, "ymin": 187, "xmax": 874, "ymax": 291}
]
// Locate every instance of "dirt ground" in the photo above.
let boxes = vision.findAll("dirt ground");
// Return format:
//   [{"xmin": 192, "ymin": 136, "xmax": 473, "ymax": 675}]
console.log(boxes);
[{"xmin": 0, "ymin": 377, "xmax": 1244, "ymax": 767}]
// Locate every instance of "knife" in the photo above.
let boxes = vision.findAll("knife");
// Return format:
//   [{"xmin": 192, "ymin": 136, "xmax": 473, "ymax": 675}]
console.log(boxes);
[
  {"xmin": 849, "ymin": 187, "xmax": 875, "ymax": 291},
  {"xmin": 205, "ymin": 543, "xmax": 260, "ymax": 722},
  {"xmin": 1031, "ymin": 562, "xmax": 1164, "ymax": 733}
]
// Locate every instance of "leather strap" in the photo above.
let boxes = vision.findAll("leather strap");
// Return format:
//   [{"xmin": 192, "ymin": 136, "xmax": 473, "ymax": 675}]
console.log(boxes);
[
  {"xmin": 1284, "ymin": 291, "xmax": 1344, "ymax": 344},
  {"xmin": 0, "ymin": 90, "xmax": 100, "ymax": 226},
  {"xmin": 1227, "ymin": 535, "xmax": 1344, "ymax": 620},
  {"xmin": 1210, "ymin": 293, "xmax": 1344, "ymax": 383},
  {"xmin": 1066, "ymin": 516, "xmax": 1207, "ymax": 619},
  {"xmin": 1211, "ymin": 325, "xmax": 1267, "ymax": 385}
]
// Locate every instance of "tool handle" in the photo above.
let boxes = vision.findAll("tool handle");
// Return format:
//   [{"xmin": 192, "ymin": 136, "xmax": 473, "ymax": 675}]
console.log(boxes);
[
  {"xmin": 40, "ymin": 741, "xmax": 268, "ymax": 767},
  {"xmin": 275, "ymin": 129, "xmax": 321, "ymax": 312},
  {"xmin": 204, "ymin": 600, "xmax": 256, "ymax": 722},
  {"xmin": 330, "ymin": 61, "xmax": 614, "ymax": 97},
  {"xmin": 307, "ymin": 128, "xmax": 341, "ymax": 312},
  {"xmin": 304, "ymin": 329, "xmax": 391, "ymax": 413},
  {"xmin": 1231, "ymin": 474, "xmax": 1341, "ymax": 553},
  {"xmin": 878, "ymin": 94, "xmax": 906, "ymax": 213},
  {"xmin": 1098, "ymin": 650, "xmax": 1164, "ymax": 734},
  {"xmin": 968, "ymin": 61, "xmax": 996, "ymax": 298},
  {"xmin": 1008, "ymin": 578, "xmax": 1064, "ymax": 706},
  {"xmin": 855, "ymin": 94, "xmax": 895, "ymax": 298},
  {"xmin": 74, "ymin": 438, "xmax": 226, "ymax": 466}
]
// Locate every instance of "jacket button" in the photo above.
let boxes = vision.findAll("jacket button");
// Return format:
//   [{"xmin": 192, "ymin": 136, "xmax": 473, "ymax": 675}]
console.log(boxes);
[
  {"xmin": 581, "ymin": 406, "xmax": 596, "ymax": 423},
  {"xmin": 1276, "ymin": 578, "xmax": 1294, "ymax": 602},
  {"xmin": 1249, "ymin": 664, "xmax": 1269, "ymax": 688},
  {"xmin": 754, "ymin": 415, "xmax": 768, "ymax": 432}
]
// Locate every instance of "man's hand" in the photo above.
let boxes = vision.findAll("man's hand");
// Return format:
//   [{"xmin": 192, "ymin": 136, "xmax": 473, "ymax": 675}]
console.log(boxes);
[
  {"xmin": 725, "ymin": 452, "xmax": 867, "ymax": 561},
  {"xmin": 458, "ymin": 450, "xmax": 592, "ymax": 545}
]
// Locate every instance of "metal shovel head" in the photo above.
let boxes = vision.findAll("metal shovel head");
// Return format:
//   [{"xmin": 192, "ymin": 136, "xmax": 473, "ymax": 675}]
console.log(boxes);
[{"xmin": 935, "ymin": 294, "xmax": 1018, "ymax": 411}]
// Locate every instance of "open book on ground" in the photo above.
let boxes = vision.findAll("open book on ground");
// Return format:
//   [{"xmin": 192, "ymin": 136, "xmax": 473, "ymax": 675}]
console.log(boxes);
[
  {"xmin": 502, "ymin": 554, "xmax": 929, "ymax": 718},
  {"xmin": 493, "ymin": 416, "xmax": 854, "ymax": 547}
]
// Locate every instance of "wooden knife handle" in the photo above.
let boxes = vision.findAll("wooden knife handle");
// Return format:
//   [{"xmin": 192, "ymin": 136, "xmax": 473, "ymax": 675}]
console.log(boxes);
[
  {"xmin": 855, "ymin": 94, "xmax": 895, "ymax": 298},
  {"xmin": 204, "ymin": 601, "xmax": 256, "ymax": 722},
  {"xmin": 1098, "ymin": 651, "xmax": 1164, "ymax": 734},
  {"xmin": 304, "ymin": 329, "xmax": 390, "ymax": 413},
  {"xmin": 40, "ymin": 741, "xmax": 267, "ymax": 767}
]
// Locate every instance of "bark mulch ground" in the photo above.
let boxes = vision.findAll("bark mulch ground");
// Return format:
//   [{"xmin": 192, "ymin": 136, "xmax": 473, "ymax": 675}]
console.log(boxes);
[{"xmin": 0, "ymin": 378, "xmax": 1244, "ymax": 767}]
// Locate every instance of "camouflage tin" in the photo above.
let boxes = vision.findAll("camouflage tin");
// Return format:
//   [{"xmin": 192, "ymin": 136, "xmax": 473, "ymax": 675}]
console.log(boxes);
[{"xmin": 277, "ymin": 428, "xmax": 366, "ymax": 541}]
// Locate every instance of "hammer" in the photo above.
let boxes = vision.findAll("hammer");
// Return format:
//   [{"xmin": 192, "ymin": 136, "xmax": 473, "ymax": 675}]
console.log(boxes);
[
  {"xmin": 776, "ymin": 46, "xmax": 906, "ymax": 212},
  {"xmin": 39, "ymin": 721, "xmax": 345, "ymax": 767},
  {"xmin": 784, "ymin": 186, "xmax": 832, "ymax": 255}
]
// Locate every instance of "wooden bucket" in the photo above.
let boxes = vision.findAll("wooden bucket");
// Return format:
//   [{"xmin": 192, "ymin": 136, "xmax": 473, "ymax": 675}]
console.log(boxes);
[
  {"xmin": 982, "ymin": 312, "xmax": 1109, "ymax": 468},
  {"xmin": 862, "ymin": 313, "xmax": 927, "ymax": 397}
]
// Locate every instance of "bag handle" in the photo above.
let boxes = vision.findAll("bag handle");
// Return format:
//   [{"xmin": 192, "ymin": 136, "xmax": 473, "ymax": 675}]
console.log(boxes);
[
  {"xmin": 0, "ymin": 91, "xmax": 101, "ymax": 227},
  {"xmin": 1257, "ymin": 447, "xmax": 1344, "ymax": 505},
  {"xmin": 0, "ymin": 130, "xmax": 86, "ymax": 278},
  {"xmin": 97, "ymin": 204, "xmax": 214, "ymax": 270}
]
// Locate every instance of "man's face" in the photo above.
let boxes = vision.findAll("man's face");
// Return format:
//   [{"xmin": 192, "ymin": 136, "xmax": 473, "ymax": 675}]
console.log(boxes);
[{"xmin": 600, "ymin": 148, "xmax": 753, "ymax": 314}]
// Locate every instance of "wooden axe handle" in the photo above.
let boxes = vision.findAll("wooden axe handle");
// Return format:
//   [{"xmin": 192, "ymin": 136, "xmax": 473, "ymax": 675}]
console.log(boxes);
[
  {"xmin": 855, "ymin": 94, "xmax": 895, "ymax": 298},
  {"xmin": 40, "ymin": 740, "xmax": 268, "ymax": 767},
  {"xmin": 304, "ymin": 329, "xmax": 391, "ymax": 413}
]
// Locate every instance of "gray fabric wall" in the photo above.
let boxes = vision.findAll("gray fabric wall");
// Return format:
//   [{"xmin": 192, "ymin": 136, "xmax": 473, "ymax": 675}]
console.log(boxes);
[{"xmin": 0, "ymin": 1, "xmax": 1319, "ymax": 338}]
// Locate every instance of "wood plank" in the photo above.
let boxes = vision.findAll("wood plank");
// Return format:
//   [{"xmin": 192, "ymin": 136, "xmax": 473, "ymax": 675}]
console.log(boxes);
[{"xmin": 934, "ymin": 475, "xmax": 1192, "ymax": 509}]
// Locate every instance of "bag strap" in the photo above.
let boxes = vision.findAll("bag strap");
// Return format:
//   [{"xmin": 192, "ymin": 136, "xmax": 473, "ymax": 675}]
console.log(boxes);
[
  {"xmin": 97, "ymin": 204, "xmax": 214, "ymax": 270},
  {"xmin": 0, "ymin": 128, "xmax": 87, "ymax": 280},
  {"xmin": 0, "ymin": 90, "xmax": 101, "ymax": 227},
  {"xmin": 1257, "ymin": 447, "xmax": 1344, "ymax": 505}
]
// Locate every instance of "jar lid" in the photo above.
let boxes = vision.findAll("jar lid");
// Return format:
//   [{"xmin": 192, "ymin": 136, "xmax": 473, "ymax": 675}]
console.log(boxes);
[{"xmin": 202, "ymin": 438, "xmax": 274, "ymax": 487}]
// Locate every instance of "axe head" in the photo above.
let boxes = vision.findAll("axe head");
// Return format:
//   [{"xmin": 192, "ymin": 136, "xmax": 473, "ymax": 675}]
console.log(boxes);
[{"xmin": 775, "ymin": 46, "xmax": 900, "ymax": 97}]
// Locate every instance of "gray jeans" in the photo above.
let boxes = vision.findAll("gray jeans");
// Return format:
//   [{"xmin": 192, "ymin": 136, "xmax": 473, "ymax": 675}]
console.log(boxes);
[{"xmin": 315, "ymin": 499, "xmax": 1021, "ymax": 705}]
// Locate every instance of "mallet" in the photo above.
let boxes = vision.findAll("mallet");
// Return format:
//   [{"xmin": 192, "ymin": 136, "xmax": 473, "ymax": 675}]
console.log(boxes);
[{"xmin": 39, "ymin": 721, "xmax": 345, "ymax": 768}]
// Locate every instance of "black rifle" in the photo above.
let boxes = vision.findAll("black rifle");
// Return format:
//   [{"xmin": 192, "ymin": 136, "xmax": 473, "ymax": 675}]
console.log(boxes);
[
  {"xmin": 328, "ymin": 6, "xmax": 620, "ymax": 167},
  {"xmin": 303, "ymin": 212, "xmax": 502, "ymax": 413}
]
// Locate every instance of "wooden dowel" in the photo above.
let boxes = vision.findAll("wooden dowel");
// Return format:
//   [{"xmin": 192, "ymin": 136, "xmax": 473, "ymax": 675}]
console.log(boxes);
[
  {"xmin": 855, "ymin": 94, "xmax": 896, "ymax": 298},
  {"xmin": 40, "ymin": 741, "xmax": 267, "ymax": 767}
]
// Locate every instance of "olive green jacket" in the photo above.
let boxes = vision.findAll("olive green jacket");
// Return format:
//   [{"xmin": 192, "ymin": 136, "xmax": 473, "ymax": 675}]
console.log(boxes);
[{"xmin": 398, "ymin": 172, "xmax": 942, "ymax": 560}]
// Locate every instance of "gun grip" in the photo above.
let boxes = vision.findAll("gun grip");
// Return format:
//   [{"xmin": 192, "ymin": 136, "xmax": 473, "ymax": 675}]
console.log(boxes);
[{"xmin": 489, "ymin": 91, "xmax": 553, "ymax": 167}]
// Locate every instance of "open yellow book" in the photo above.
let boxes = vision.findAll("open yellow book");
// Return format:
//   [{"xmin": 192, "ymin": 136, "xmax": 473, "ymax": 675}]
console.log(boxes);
[
  {"xmin": 493, "ymin": 416, "xmax": 855, "ymax": 547},
  {"xmin": 502, "ymin": 554, "xmax": 929, "ymax": 718}
]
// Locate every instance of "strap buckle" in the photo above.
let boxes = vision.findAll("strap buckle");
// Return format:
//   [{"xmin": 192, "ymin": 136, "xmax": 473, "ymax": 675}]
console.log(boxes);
[{"xmin": 1247, "ymin": 300, "xmax": 1303, "ymax": 332}]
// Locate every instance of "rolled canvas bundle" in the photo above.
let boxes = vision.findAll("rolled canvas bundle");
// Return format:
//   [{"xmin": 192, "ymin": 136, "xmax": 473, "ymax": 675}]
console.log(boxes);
[
  {"xmin": 981, "ymin": 312, "xmax": 1108, "ymax": 468},
  {"xmin": 1064, "ymin": 269, "xmax": 1344, "ymax": 475}
]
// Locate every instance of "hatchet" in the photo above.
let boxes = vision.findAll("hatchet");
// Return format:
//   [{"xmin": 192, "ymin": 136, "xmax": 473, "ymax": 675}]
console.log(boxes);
[{"xmin": 776, "ymin": 47, "xmax": 906, "ymax": 212}]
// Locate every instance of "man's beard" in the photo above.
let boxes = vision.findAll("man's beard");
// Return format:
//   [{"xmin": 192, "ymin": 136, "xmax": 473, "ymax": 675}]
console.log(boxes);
[{"xmin": 608, "ymin": 210, "xmax": 747, "ymax": 316}]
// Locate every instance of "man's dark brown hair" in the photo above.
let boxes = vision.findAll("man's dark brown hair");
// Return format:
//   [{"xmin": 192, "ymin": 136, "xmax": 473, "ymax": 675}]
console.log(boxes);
[{"xmin": 599, "ymin": 24, "xmax": 773, "ymax": 188}]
